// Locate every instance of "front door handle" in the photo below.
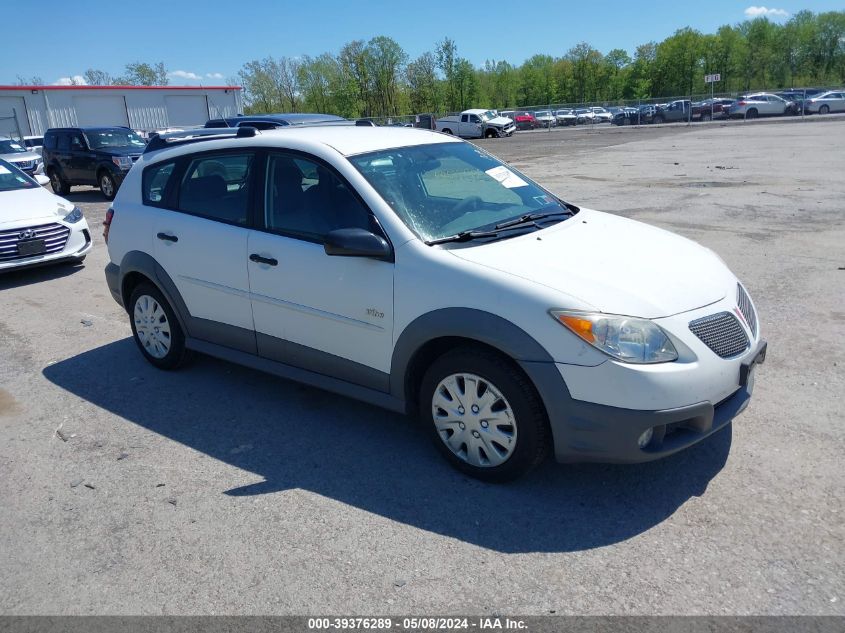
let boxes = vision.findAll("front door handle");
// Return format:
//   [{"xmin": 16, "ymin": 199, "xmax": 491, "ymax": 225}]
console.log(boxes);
[
  {"xmin": 250, "ymin": 253, "xmax": 278, "ymax": 266},
  {"xmin": 157, "ymin": 232, "xmax": 178, "ymax": 242}
]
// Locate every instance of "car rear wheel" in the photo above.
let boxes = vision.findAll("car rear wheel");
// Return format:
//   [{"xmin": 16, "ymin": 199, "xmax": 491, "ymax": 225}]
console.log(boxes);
[
  {"xmin": 420, "ymin": 347, "xmax": 549, "ymax": 482},
  {"xmin": 48, "ymin": 168, "xmax": 70, "ymax": 195},
  {"xmin": 442, "ymin": 128, "xmax": 452, "ymax": 135},
  {"xmin": 129, "ymin": 283, "xmax": 191, "ymax": 370},
  {"xmin": 653, "ymin": 115, "xmax": 664, "ymax": 124},
  {"xmin": 820, "ymin": 105, "xmax": 830, "ymax": 115},
  {"xmin": 701, "ymin": 112, "xmax": 712, "ymax": 122},
  {"xmin": 746, "ymin": 108, "xmax": 758, "ymax": 119},
  {"xmin": 99, "ymin": 172, "xmax": 117, "ymax": 200}
]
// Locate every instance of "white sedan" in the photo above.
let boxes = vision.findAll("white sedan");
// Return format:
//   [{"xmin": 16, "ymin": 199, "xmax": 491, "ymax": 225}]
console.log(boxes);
[{"xmin": 0, "ymin": 159, "xmax": 92, "ymax": 272}]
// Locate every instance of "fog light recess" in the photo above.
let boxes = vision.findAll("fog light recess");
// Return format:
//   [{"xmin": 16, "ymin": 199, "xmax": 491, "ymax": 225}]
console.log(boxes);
[{"xmin": 637, "ymin": 428, "xmax": 654, "ymax": 449}]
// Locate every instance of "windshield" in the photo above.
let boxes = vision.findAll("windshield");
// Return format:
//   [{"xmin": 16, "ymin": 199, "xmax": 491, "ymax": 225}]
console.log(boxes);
[
  {"xmin": 0, "ymin": 139, "xmax": 27, "ymax": 154},
  {"xmin": 0, "ymin": 160, "xmax": 37, "ymax": 192},
  {"xmin": 536, "ymin": 111, "xmax": 551, "ymax": 117},
  {"xmin": 85, "ymin": 129, "xmax": 146, "ymax": 150},
  {"xmin": 349, "ymin": 142, "xmax": 572, "ymax": 243},
  {"xmin": 479, "ymin": 110, "xmax": 497, "ymax": 121}
]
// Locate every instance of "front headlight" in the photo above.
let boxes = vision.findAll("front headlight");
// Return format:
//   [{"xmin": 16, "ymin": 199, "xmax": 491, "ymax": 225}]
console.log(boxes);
[
  {"xmin": 62, "ymin": 206, "xmax": 84, "ymax": 224},
  {"xmin": 550, "ymin": 310, "xmax": 678, "ymax": 364},
  {"xmin": 112, "ymin": 156, "xmax": 133, "ymax": 170}
]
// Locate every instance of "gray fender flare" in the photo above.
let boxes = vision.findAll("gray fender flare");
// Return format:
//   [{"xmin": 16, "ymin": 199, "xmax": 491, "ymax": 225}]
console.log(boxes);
[
  {"xmin": 390, "ymin": 307, "xmax": 560, "ymax": 400},
  {"xmin": 118, "ymin": 250, "xmax": 192, "ymax": 337}
]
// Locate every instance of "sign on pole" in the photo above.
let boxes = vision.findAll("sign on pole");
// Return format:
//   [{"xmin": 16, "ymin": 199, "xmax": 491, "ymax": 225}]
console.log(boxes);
[{"xmin": 704, "ymin": 73, "xmax": 721, "ymax": 84}]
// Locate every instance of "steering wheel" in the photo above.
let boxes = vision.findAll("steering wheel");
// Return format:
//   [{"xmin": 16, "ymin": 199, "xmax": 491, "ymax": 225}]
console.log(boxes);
[{"xmin": 453, "ymin": 195, "xmax": 483, "ymax": 214}]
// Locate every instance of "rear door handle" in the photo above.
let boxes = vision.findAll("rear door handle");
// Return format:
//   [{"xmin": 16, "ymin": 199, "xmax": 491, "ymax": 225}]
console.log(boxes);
[
  {"xmin": 157, "ymin": 232, "xmax": 178, "ymax": 242},
  {"xmin": 250, "ymin": 253, "xmax": 278, "ymax": 266}
]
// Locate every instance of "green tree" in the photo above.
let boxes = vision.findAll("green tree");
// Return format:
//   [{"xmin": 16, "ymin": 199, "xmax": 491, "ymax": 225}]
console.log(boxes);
[{"xmin": 116, "ymin": 62, "xmax": 168, "ymax": 86}]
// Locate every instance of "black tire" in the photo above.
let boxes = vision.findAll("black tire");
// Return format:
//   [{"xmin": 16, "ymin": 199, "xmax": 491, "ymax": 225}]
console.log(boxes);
[
  {"xmin": 48, "ymin": 168, "xmax": 70, "ymax": 195},
  {"xmin": 420, "ymin": 346, "xmax": 550, "ymax": 482},
  {"xmin": 442, "ymin": 128, "xmax": 452, "ymax": 135},
  {"xmin": 701, "ymin": 112, "xmax": 712, "ymax": 122},
  {"xmin": 128, "ymin": 282, "xmax": 191, "ymax": 370},
  {"xmin": 820, "ymin": 105, "xmax": 830, "ymax": 115},
  {"xmin": 746, "ymin": 108, "xmax": 758, "ymax": 119},
  {"xmin": 653, "ymin": 115, "xmax": 664, "ymax": 124},
  {"xmin": 484, "ymin": 129, "xmax": 496, "ymax": 138},
  {"xmin": 99, "ymin": 171, "xmax": 117, "ymax": 201}
]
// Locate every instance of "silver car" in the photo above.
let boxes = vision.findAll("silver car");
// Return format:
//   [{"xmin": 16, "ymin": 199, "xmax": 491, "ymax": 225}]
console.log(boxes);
[
  {"xmin": 0, "ymin": 136, "xmax": 44, "ymax": 176},
  {"xmin": 804, "ymin": 91, "xmax": 845, "ymax": 114},
  {"xmin": 728, "ymin": 93, "xmax": 792, "ymax": 119}
]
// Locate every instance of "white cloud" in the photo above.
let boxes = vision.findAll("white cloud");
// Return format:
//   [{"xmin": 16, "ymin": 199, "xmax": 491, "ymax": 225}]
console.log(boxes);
[
  {"xmin": 53, "ymin": 75, "xmax": 88, "ymax": 86},
  {"xmin": 169, "ymin": 70, "xmax": 201, "ymax": 81},
  {"xmin": 744, "ymin": 6, "xmax": 789, "ymax": 18},
  {"xmin": 206, "ymin": 72, "xmax": 224, "ymax": 79}
]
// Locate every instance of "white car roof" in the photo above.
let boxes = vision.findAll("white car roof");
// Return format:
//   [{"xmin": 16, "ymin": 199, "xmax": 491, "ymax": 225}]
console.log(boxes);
[{"xmin": 147, "ymin": 126, "xmax": 463, "ymax": 163}]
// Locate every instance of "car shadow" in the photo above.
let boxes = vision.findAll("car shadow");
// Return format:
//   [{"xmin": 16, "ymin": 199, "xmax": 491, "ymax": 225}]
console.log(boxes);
[
  {"xmin": 42, "ymin": 339, "xmax": 732, "ymax": 553},
  {"xmin": 62, "ymin": 188, "xmax": 107, "ymax": 204},
  {"xmin": 0, "ymin": 260, "xmax": 85, "ymax": 290}
]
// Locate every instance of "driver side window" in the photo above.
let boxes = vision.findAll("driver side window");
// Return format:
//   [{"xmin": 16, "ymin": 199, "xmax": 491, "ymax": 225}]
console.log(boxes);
[{"xmin": 264, "ymin": 153, "xmax": 373, "ymax": 242}]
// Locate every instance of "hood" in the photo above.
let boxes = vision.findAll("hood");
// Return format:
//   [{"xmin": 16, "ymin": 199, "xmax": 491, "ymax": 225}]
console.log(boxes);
[
  {"xmin": 1, "ymin": 150, "xmax": 41, "ymax": 163},
  {"xmin": 448, "ymin": 209, "xmax": 730, "ymax": 319},
  {"xmin": 489, "ymin": 116, "xmax": 514, "ymax": 126},
  {"xmin": 0, "ymin": 186, "xmax": 73, "ymax": 227}
]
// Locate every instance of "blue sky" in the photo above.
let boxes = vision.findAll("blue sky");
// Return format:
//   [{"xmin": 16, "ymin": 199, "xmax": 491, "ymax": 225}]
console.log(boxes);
[{"xmin": 2, "ymin": 0, "xmax": 840, "ymax": 85}]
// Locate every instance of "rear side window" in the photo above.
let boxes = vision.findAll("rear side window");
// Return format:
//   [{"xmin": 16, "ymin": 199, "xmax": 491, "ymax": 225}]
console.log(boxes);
[
  {"xmin": 177, "ymin": 153, "xmax": 253, "ymax": 225},
  {"xmin": 142, "ymin": 161, "xmax": 176, "ymax": 206},
  {"xmin": 43, "ymin": 134, "xmax": 57, "ymax": 150}
]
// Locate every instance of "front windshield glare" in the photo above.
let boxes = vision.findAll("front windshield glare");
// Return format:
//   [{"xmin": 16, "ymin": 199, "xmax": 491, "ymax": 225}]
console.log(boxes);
[
  {"xmin": 86, "ymin": 130, "xmax": 146, "ymax": 149},
  {"xmin": 480, "ymin": 111, "xmax": 496, "ymax": 121},
  {"xmin": 349, "ymin": 142, "xmax": 570, "ymax": 242},
  {"xmin": 0, "ymin": 140, "xmax": 26, "ymax": 154},
  {"xmin": 0, "ymin": 160, "xmax": 36, "ymax": 192}
]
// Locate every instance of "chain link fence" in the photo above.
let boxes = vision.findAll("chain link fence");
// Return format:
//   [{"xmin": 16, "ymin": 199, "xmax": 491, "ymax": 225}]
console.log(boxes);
[{"xmin": 359, "ymin": 84, "xmax": 844, "ymax": 133}]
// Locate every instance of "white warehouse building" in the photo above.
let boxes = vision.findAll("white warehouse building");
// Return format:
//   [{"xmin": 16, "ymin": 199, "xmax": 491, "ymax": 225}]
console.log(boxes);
[{"xmin": 0, "ymin": 85, "xmax": 243, "ymax": 137}]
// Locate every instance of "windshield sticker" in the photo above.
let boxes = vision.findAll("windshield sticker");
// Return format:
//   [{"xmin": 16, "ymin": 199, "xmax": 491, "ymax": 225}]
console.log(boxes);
[
  {"xmin": 0, "ymin": 165, "xmax": 10, "ymax": 174},
  {"xmin": 486, "ymin": 165, "xmax": 528, "ymax": 189}
]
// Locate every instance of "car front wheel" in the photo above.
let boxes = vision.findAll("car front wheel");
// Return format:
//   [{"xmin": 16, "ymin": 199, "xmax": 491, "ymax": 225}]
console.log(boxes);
[
  {"xmin": 420, "ymin": 347, "xmax": 549, "ymax": 482},
  {"xmin": 129, "ymin": 283, "xmax": 191, "ymax": 370}
]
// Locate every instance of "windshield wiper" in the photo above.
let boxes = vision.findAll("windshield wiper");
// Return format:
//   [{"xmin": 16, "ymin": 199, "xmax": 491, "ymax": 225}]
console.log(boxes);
[
  {"xmin": 494, "ymin": 209, "xmax": 572, "ymax": 230},
  {"xmin": 426, "ymin": 209, "xmax": 574, "ymax": 246},
  {"xmin": 425, "ymin": 229, "xmax": 501, "ymax": 245}
]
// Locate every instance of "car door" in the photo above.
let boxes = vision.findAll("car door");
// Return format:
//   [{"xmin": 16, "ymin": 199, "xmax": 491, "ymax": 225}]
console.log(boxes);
[
  {"xmin": 247, "ymin": 151, "xmax": 394, "ymax": 389},
  {"xmin": 67, "ymin": 132, "xmax": 96, "ymax": 183},
  {"xmin": 148, "ymin": 150, "xmax": 257, "ymax": 352}
]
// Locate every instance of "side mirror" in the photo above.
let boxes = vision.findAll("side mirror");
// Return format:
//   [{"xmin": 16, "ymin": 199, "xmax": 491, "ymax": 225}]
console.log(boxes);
[
  {"xmin": 35, "ymin": 174, "xmax": 50, "ymax": 186},
  {"xmin": 324, "ymin": 228, "xmax": 391, "ymax": 260}
]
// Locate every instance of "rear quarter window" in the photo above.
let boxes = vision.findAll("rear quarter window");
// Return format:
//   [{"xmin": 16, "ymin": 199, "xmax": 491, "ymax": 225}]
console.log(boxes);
[{"xmin": 142, "ymin": 161, "xmax": 176, "ymax": 206}]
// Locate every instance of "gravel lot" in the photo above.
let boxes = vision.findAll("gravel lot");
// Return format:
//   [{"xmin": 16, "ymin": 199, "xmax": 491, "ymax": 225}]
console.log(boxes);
[{"xmin": 1, "ymin": 119, "xmax": 843, "ymax": 616}]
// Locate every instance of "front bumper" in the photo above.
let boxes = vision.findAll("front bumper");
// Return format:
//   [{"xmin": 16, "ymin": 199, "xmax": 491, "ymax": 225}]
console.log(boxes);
[
  {"xmin": 0, "ymin": 221, "xmax": 92, "ymax": 272},
  {"xmin": 520, "ymin": 339, "xmax": 766, "ymax": 464}
]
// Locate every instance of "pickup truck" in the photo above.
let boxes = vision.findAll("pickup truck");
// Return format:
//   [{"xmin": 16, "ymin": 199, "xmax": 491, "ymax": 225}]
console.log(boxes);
[
  {"xmin": 651, "ymin": 100, "xmax": 693, "ymax": 124},
  {"xmin": 436, "ymin": 109, "xmax": 516, "ymax": 138}
]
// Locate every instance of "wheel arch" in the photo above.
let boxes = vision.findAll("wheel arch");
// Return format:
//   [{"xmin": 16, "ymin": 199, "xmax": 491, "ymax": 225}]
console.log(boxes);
[
  {"xmin": 391, "ymin": 308, "xmax": 556, "ymax": 415},
  {"xmin": 118, "ymin": 250, "xmax": 191, "ymax": 336}
]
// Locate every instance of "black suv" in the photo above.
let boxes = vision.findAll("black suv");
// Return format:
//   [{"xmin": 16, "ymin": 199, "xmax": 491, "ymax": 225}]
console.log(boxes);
[{"xmin": 42, "ymin": 127, "xmax": 146, "ymax": 200}]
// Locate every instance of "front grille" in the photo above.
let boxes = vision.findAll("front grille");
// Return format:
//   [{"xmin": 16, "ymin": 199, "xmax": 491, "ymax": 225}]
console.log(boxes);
[
  {"xmin": 0, "ymin": 223, "xmax": 71, "ymax": 262},
  {"xmin": 736, "ymin": 283, "xmax": 757, "ymax": 338},
  {"xmin": 689, "ymin": 312, "xmax": 749, "ymax": 358}
]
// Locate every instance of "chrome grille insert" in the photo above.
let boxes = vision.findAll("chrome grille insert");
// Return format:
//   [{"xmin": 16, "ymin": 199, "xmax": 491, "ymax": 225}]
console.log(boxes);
[
  {"xmin": 736, "ymin": 283, "xmax": 757, "ymax": 338},
  {"xmin": 0, "ymin": 223, "xmax": 70, "ymax": 262},
  {"xmin": 689, "ymin": 312, "xmax": 749, "ymax": 358}
]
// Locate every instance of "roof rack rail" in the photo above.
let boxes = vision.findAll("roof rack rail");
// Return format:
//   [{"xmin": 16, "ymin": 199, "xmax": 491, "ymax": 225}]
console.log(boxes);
[{"xmin": 144, "ymin": 126, "xmax": 257, "ymax": 154}]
